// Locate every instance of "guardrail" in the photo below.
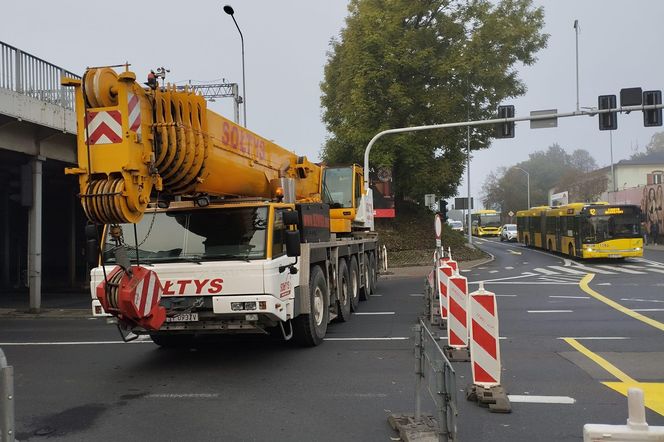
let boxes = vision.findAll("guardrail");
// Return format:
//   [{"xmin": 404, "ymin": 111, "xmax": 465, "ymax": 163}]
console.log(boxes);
[
  {"xmin": 0, "ymin": 348, "xmax": 15, "ymax": 442},
  {"xmin": 415, "ymin": 318, "xmax": 457, "ymax": 441},
  {"xmin": 1, "ymin": 40, "xmax": 80, "ymax": 110}
]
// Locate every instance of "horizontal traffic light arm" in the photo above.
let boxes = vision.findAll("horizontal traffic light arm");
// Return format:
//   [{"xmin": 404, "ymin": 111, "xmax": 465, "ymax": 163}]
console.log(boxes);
[{"xmin": 362, "ymin": 102, "xmax": 664, "ymax": 190}]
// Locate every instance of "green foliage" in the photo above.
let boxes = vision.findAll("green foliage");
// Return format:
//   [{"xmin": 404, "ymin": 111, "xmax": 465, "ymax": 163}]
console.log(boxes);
[
  {"xmin": 481, "ymin": 144, "xmax": 603, "ymax": 213},
  {"xmin": 631, "ymin": 131, "xmax": 664, "ymax": 159},
  {"xmin": 320, "ymin": 0, "xmax": 548, "ymax": 203}
]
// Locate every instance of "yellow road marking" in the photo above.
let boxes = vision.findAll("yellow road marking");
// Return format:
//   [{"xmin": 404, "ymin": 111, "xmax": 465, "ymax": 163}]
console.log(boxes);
[
  {"xmin": 563, "ymin": 338, "xmax": 664, "ymax": 416},
  {"xmin": 579, "ymin": 274, "xmax": 664, "ymax": 332}
]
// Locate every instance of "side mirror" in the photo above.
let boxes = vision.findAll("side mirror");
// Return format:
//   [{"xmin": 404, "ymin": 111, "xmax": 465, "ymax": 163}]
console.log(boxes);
[
  {"xmin": 285, "ymin": 230, "xmax": 301, "ymax": 257},
  {"xmin": 283, "ymin": 210, "xmax": 299, "ymax": 226},
  {"xmin": 86, "ymin": 238, "xmax": 99, "ymax": 268}
]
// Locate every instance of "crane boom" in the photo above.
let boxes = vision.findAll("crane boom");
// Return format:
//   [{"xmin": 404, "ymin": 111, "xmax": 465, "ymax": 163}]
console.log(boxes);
[{"xmin": 64, "ymin": 67, "xmax": 321, "ymax": 224}]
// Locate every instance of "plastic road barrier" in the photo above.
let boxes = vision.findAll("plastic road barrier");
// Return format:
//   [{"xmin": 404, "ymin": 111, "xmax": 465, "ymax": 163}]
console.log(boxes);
[
  {"xmin": 437, "ymin": 264, "xmax": 455, "ymax": 319},
  {"xmin": 446, "ymin": 273, "xmax": 469, "ymax": 348},
  {"xmin": 469, "ymin": 284, "xmax": 501, "ymax": 387}
]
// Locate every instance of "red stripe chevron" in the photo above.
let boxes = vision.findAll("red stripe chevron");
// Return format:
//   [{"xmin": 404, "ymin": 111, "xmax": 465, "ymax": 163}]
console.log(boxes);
[
  {"xmin": 88, "ymin": 122, "xmax": 122, "ymax": 144},
  {"xmin": 474, "ymin": 294, "xmax": 495, "ymax": 316},
  {"xmin": 128, "ymin": 93, "xmax": 139, "ymax": 113},
  {"xmin": 449, "ymin": 296, "xmax": 467, "ymax": 327},
  {"xmin": 86, "ymin": 110, "xmax": 122, "ymax": 126},
  {"xmin": 472, "ymin": 319, "xmax": 497, "ymax": 359},
  {"xmin": 449, "ymin": 329, "xmax": 465, "ymax": 346},
  {"xmin": 451, "ymin": 277, "xmax": 466, "ymax": 293},
  {"xmin": 473, "ymin": 362, "xmax": 497, "ymax": 384}
]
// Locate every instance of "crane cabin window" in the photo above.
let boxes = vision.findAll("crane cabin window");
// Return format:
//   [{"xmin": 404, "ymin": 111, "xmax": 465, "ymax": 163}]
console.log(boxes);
[
  {"xmin": 323, "ymin": 167, "xmax": 354, "ymax": 208},
  {"xmin": 103, "ymin": 207, "xmax": 269, "ymax": 263}
]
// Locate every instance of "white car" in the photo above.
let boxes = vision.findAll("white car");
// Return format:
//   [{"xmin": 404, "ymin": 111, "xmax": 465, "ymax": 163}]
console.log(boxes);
[
  {"xmin": 500, "ymin": 224, "xmax": 517, "ymax": 242},
  {"xmin": 448, "ymin": 220, "xmax": 464, "ymax": 232}
]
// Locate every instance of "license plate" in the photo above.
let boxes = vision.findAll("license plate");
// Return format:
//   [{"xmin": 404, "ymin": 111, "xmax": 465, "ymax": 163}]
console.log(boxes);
[
  {"xmin": 608, "ymin": 254, "xmax": 621, "ymax": 258},
  {"xmin": 166, "ymin": 313, "xmax": 199, "ymax": 322}
]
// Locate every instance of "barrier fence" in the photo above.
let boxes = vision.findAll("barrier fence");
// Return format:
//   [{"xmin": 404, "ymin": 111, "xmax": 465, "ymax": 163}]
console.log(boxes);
[
  {"xmin": 415, "ymin": 318, "xmax": 457, "ymax": 441},
  {"xmin": 1, "ymin": 40, "xmax": 79, "ymax": 110},
  {"xmin": 0, "ymin": 348, "xmax": 15, "ymax": 442}
]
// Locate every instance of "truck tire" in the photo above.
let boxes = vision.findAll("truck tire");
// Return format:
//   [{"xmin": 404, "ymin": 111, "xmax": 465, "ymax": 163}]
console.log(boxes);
[
  {"xmin": 150, "ymin": 333, "xmax": 195, "ymax": 348},
  {"xmin": 293, "ymin": 265, "xmax": 329, "ymax": 346},
  {"xmin": 360, "ymin": 253, "xmax": 372, "ymax": 301},
  {"xmin": 335, "ymin": 259, "xmax": 351, "ymax": 322},
  {"xmin": 349, "ymin": 256, "xmax": 360, "ymax": 312}
]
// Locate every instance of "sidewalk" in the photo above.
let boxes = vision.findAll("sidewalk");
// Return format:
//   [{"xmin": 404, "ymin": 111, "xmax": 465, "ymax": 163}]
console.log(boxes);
[
  {"xmin": 644, "ymin": 243, "xmax": 664, "ymax": 252},
  {"xmin": 379, "ymin": 254, "xmax": 493, "ymax": 280},
  {"xmin": 0, "ymin": 291, "xmax": 91, "ymax": 319}
]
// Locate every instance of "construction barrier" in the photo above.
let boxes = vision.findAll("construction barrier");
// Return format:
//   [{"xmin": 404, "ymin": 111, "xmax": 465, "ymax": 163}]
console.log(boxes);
[
  {"xmin": 389, "ymin": 318, "xmax": 458, "ymax": 441},
  {"xmin": 0, "ymin": 348, "xmax": 15, "ymax": 442},
  {"xmin": 469, "ymin": 283, "xmax": 501, "ymax": 387},
  {"xmin": 446, "ymin": 273, "xmax": 469, "ymax": 348},
  {"xmin": 437, "ymin": 264, "xmax": 455, "ymax": 319},
  {"xmin": 584, "ymin": 388, "xmax": 664, "ymax": 441}
]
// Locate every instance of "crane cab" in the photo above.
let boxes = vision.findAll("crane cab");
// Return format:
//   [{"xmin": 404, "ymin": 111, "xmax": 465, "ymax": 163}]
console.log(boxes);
[{"xmin": 321, "ymin": 164, "xmax": 372, "ymax": 233}]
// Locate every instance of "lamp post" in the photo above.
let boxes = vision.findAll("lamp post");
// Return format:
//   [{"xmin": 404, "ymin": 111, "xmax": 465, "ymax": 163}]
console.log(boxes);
[
  {"xmin": 223, "ymin": 4, "xmax": 247, "ymax": 127},
  {"xmin": 514, "ymin": 166, "xmax": 530, "ymax": 209}
]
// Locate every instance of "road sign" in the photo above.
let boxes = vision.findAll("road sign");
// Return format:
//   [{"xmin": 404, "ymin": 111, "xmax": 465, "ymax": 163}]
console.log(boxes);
[
  {"xmin": 434, "ymin": 214, "xmax": 442, "ymax": 247},
  {"xmin": 530, "ymin": 109, "xmax": 558, "ymax": 129},
  {"xmin": 508, "ymin": 211, "xmax": 514, "ymax": 217}
]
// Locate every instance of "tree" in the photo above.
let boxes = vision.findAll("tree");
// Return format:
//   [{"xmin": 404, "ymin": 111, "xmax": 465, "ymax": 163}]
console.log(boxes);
[
  {"xmin": 631, "ymin": 131, "xmax": 664, "ymax": 159},
  {"xmin": 320, "ymin": 0, "xmax": 548, "ymax": 204}
]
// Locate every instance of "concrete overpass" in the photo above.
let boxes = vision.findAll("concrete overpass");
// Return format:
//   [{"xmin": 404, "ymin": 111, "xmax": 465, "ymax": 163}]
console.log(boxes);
[{"xmin": 1, "ymin": 41, "xmax": 85, "ymax": 311}]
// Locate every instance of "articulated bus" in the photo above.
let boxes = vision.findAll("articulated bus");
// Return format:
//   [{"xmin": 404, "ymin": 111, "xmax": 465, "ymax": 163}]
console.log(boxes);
[
  {"xmin": 471, "ymin": 210, "xmax": 501, "ymax": 237},
  {"xmin": 516, "ymin": 203, "xmax": 643, "ymax": 259}
]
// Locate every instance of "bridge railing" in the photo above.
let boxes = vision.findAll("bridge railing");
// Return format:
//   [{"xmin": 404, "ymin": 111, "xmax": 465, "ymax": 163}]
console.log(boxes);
[{"xmin": 1, "ymin": 40, "xmax": 80, "ymax": 111}]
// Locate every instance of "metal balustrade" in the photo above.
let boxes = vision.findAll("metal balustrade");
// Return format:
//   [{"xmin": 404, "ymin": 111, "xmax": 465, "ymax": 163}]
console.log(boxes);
[{"xmin": 1, "ymin": 40, "xmax": 80, "ymax": 110}]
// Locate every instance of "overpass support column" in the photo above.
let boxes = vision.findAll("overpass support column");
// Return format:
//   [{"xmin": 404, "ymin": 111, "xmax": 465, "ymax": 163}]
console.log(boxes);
[{"xmin": 28, "ymin": 156, "xmax": 44, "ymax": 312}]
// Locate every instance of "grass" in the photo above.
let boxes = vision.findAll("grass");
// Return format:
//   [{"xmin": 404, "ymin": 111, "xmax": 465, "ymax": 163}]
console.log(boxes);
[{"xmin": 374, "ymin": 201, "xmax": 487, "ymax": 267}]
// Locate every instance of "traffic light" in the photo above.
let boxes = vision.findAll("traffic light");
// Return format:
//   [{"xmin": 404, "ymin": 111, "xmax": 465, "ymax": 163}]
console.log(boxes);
[
  {"xmin": 643, "ymin": 90, "xmax": 662, "ymax": 127},
  {"xmin": 598, "ymin": 95, "xmax": 617, "ymax": 131},
  {"xmin": 496, "ymin": 105, "xmax": 515, "ymax": 138},
  {"xmin": 439, "ymin": 199, "xmax": 448, "ymax": 221}
]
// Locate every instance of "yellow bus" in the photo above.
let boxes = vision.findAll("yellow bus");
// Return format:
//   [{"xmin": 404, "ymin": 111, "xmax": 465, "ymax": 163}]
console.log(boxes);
[
  {"xmin": 471, "ymin": 209, "xmax": 501, "ymax": 237},
  {"xmin": 516, "ymin": 203, "xmax": 643, "ymax": 259}
]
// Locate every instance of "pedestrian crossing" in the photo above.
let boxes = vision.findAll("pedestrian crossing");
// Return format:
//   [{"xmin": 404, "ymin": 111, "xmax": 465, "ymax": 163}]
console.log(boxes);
[{"xmin": 519, "ymin": 261, "xmax": 664, "ymax": 277}]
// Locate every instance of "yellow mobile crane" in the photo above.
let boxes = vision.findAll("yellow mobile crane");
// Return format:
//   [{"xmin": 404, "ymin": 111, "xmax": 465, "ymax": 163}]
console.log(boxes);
[{"xmin": 63, "ymin": 67, "xmax": 378, "ymax": 346}]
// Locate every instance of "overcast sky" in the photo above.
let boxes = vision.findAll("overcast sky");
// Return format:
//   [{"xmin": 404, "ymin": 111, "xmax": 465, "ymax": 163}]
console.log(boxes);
[{"xmin": 3, "ymin": 0, "xmax": 664, "ymax": 209}]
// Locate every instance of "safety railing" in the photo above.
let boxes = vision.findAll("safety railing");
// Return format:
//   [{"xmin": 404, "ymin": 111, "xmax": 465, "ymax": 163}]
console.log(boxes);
[
  {"xmin": 1, "ymin": 40, "xmax": 80, "ymax": 110},
  {"xmin": 0, "ymin": 348, "xmax": 15, "ymax": 442},
  {"xmin": 415, "ymin": 318, "xmax": 457, "ymax": 441}
]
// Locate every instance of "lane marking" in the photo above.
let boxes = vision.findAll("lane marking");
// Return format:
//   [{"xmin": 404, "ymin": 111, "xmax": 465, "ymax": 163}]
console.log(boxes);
[
  {"xmin": 468, "ymin": 273, "xmax": 537, "ymax": 285},
  {"xmin": 474, "ymin": 282, "xmax": 578, "ymax": 285},
  {"xmin": 620, "ymin": 298, "xmax": 664, "ymax": 303},
  {"xmin": 640, "ymin": 267, "xmax": 664, "ymax": 274},
  {"xmin": 505, "ymin": 266, "xmax": 514, "ymax": 270},
  {"xmin": 533, "ymin": 267, "xmax": 558, "ymax": 275},
  {"xmin": 371, "ymin": 294, "xmax": 384, "ymax": 297},
  {"xmin": 507, "ymin": 395, "xmax": 575, "ymax": 404},
  {"xmin": 563, "ymin": 338, "xmax": 664, "ymax": 417},
  {"xmin": 527, "ymin": 310, "xmax": 573, "ymax": 313},
  {"xmin": 353, "ymin": 312, "xmax": 395, "ymax": 315},
  {"xmin": 324, "ymin": 337, "xmax": 409, "ymax": 341},
  {"xmin": 548, "ymin": 266, "xmax": 587, "ymax": 275},
  {"xmin": 461, "ymin": 269, "xmax": 471, "ymax": 273},
  {"xmin": 570, "ymin": 264, "xmax": 616, "ymax": 275},
  {"xmin": 146, "ymin": 393, "xmax": 219, "ymax": 399},
  {"xmin": 580, "ymin": 274, "xmax": 664, "ymax": 332},
  {"xmin": 507, "ymin": 249, "xmax": 522, "ymax": 255},
  {"xmin": 549, "ymin": 295, "xmax": 589, "ymax": 299},
  {"xmin": 632, "ymin": 308, "xmax": 664, "ymax": 312},
  {"xmin": 557, "ymin": 337, "xmax": 629, "ymax": 340},
  {"xmin": 595, "ymin": 265, "xmax": 645, "ymax": 275},
  {"xmin": 489, "ymin": 270, "xmax": 499, "ymax": 274},
  {"xmin": 409, "ymin": 294, "xmax": 425, "ymax": 297},
  {"xmin": 495, "ymin": 294, "xmax": 517, "ymax": 297}
]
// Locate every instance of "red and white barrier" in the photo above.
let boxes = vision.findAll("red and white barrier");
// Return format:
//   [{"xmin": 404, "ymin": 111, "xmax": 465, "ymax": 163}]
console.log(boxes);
[
  {"xmin": 437, "ymin": 264, "xmax": 455, "ymax": 319},
  {"xmin": 469, "ymin": 283, "xmax": 501, "ymax": 387},
  {"xmin": 447, "ymin": 273, "xmax": 469, "ymax": 348}
]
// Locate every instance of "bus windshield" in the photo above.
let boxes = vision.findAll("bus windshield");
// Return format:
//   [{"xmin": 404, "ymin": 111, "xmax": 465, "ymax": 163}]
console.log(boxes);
[
  {"xmin": 580, "ymin": 214, "xmax": 641, "ymax": 244},
  {"xmin": 480, "ymin": 214, "xmax": 501, "ymax": 227},
  {"xmin": 103, "ymin": 207, "xmax": 269, "ymax": 264}
]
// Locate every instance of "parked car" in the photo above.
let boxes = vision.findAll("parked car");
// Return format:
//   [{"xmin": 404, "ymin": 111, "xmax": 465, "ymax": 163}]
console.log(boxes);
[
  {"xmin": 448, "ymin": 220, "xmax": 464, "ymax": 232},
  {"xmin": 500, "ymin": 224, "xmax": 517, "ymax": 242}
]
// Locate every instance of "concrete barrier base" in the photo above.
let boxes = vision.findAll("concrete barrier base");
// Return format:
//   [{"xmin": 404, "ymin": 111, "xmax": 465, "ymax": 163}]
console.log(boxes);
[
  {"xmin": 388, "ymin": 413, "xmax": 439, "ymax": 442},
  {"xmin": 443, "ymin": 346, "xmax": 471, "ymax": 362},
  {"xmin": 466, "ymin": 384, "xmax": 512, "ymax": 413}
]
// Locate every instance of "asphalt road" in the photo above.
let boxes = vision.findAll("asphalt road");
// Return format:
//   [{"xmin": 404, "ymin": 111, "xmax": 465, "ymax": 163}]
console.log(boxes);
[{"xmin": 1, "ymin": 241, "xmax": 663, "ymax": 441}]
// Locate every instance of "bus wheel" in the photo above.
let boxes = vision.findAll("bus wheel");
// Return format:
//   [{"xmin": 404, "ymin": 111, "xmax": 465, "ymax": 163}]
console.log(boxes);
[
  {"xmin": 349, "ymin": 256, "xmax": 360, "ymax": 312},
  {"xmin": 293, "ymin": 265, "xmax": 329, "ymax": 346},
  {"xmin": 335, "ymin": 259, "xmax": 351, "ymax": 322}
]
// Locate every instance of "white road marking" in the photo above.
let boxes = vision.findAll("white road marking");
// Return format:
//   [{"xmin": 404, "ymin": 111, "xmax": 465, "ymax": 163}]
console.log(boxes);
[
  {"xmin": 533, "ymin": 267, "xmax": 559, "ymax": 275},
  {"xmin": 409, "ymin": 294, "xmax": 425, "ymax": 297},
  {"xmin": 439, "ymin": 336, "xmax": 509, "ymax": 340},
  {"xmin": 632, "ymin": 308, "xmax": 664, "ymax": 312},
  {"xmin": 620, "ymin": 298, "xmax": 664, "ymax": 303},
  {"xmin": 489, "ymin": 270, "xmax": 499, "ymax": 274},
  {"xmin": 0, "ymin": 341, "xmax": 152, "ymax": 346},
  {"xmin": 461, "ymin": 269, "xmax": 471, "ymax": 273},
  {"xmin": 596, "ymin": 283, "xmax": 612, "ymax": 286},
  {"xmin": 146, "ymin": 393, "xmax": 219, "ymax": 399},
  {"xmin": 495, "ymin": 294, "xmax": 518, "ymax": 297},
  {"xmin": 527, "ymin": 310, "xmax": 573, "ymax": 313},
  {"xmin": 505, "ymin": 266, "xmax": 514, "ymax": 270},
  {"xmin": 478, "ymin": 267, "xmax": 488, "ymax": 270},
  {"xmin": 324, "ymin": 337, "xmax": 409, "ymax": 341},
  {"xmin": 353, "ymin": 312, "xmax": 395, "ymax": 315},
  {"xmin": 371, "ymin": 294, "xmax": 383, "ymax": 297},
  {"xmin": 557, "ymin": 337, "xmax": 630, "ymax": 340},
  {"xmin": 508, "ymin": 395, "xmax": 576, "ymax": 404},
  {"xmin": 570, "ymin": 264, "xmax": 616, "ymax": 275},
  {"xmin": 640, "ymin": 267, "xmax": 664, "ymax": 274},
  {"xmin": 549, "ymin": 296, "xmax": 590, "ymax": 299},
  {"xmin": 563, "ymin": 259, "xmax": 573, "ymax": 267},
  {"xmin": 548, "ymin": 266, "xmax": 587, "ymax": 275},
  {"xmin": 595, "ymin": 265, "xmax": 645, "ymax": 275}
]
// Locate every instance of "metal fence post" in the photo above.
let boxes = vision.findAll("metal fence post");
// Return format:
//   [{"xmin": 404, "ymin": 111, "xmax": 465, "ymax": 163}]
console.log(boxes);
[
  {"xmin": 434, "ymin": 360, "xmax": 448, "ymax": 442},
  {"xmin": 14, "ymin": 49, "xmax": 22, "ymax": 94},
  {"xmin": 0, "ymin": 348, "xmax": 15, "ymax": 442},
  {"xmin": 414, "ymin": 323, "xmax": 423, "ymax": 420}
]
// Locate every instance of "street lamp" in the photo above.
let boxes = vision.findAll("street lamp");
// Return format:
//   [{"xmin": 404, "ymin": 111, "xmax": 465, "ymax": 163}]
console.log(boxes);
[
  {"xmin": 514, "ymin": 166, "xmax": 530, "ymax": 209},
  {"xmin": 223, "ymin": 4, "xmax": 247, "ymax": 127}
]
